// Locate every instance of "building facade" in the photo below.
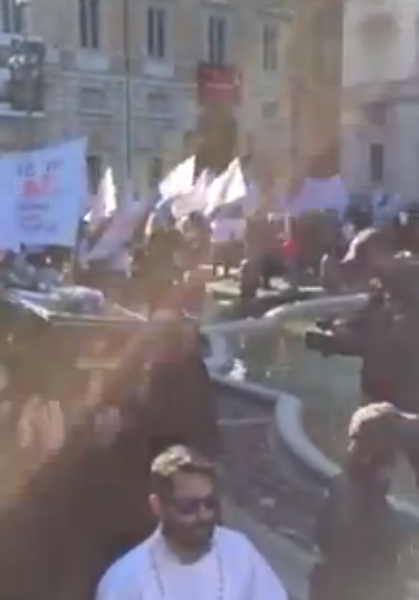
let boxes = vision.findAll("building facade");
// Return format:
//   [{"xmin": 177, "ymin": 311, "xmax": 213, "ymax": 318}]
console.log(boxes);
[
  {"xmin": 276, "ymin": 0, "xmax": 343, "ymax": 195},
  {"xmin": 341, "ymin": 0, "xmax": 419, "ymax": 200},
  {"xmin": 0, "ymin": 0, "xmax": 291, "ymax": 196}
]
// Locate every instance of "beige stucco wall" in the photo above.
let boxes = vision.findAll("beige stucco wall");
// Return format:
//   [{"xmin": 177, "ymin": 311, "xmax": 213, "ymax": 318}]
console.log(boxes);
[
  {"xmin": 0, "ymin": 0, "xmax": 290, "ymax": 194},
  {"xmin": 343, "ymin": 0, "xmax": 419, "ymax": 88},
  {"xmin": 341, "ymin": 0, "xmax": 419, "ymax": 199}
]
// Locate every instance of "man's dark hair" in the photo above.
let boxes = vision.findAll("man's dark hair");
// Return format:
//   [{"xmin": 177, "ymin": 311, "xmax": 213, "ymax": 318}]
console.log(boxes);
[{"xmin": 150, "ymin": 445, "xmax": 215, "ymax": 498}]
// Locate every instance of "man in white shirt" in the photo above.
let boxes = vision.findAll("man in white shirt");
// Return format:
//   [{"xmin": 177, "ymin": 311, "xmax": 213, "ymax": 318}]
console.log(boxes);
[{"xmin": 95, "ymin": 445, "xmax": 288, "ymax": 600}]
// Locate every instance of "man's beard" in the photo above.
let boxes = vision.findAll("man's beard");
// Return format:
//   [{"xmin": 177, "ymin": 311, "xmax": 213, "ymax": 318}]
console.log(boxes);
[{"xmin": 162, "ymin": 519, "xmax": 216, "ymax": 555}]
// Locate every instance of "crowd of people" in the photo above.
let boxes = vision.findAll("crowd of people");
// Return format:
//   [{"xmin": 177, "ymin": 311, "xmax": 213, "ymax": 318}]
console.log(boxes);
[
  {"xmin": 0, "ymin": 195, "xmax": 418, "ymax": 599},
  {"xmin": 74, "ymin": 205, "xmax": 334, "ymax": 309},
  {"xmin": 72, "ymin": 196, "xmax": 419, "ymax": 308}
]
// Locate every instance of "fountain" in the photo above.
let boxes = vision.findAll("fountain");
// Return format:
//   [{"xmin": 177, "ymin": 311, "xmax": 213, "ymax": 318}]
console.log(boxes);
[{"xmin": 207, "ymin": 295, "xmax": 419, "ymax": 509}]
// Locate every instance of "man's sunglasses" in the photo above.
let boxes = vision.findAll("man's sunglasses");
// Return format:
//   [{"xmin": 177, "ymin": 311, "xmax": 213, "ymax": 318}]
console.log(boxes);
[{"xmin": 171, "ymin": 495, "xmax": 218, "ymax": 516}]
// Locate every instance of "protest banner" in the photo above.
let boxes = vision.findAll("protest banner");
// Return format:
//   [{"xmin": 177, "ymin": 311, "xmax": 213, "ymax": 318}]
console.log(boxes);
[
  {"xmin": 7, "ymin": 138, "xmax": 87, "ymax": 247},
  {"xmin": 0, "ymin": 157, "xmax": 19, "ymax": 251}
]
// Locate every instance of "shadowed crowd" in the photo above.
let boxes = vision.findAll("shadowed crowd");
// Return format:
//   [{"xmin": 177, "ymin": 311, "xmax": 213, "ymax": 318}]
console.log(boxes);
[{"xmin": 0, "ymin": 319, "xmax": 217, "ymax": 600}]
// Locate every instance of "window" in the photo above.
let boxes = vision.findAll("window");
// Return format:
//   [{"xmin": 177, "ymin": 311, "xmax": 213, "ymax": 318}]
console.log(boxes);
[
  {"xmin": 147, "ymin": 6, "xmax": 166, "ymax": 59},
  {"xmin": 262, "ymin": 23, "xmax": 278, "ymax": 72},
  {"xmin": 79, "ymin": 0, "xmax": 100, "ymax": 50},
  {"xmin": 208, "ymin": 15, "xmax": 227, "ymax": 66},
  {"xmin": 86, "ymin": 155, "xmax": 102, "ymax": 192},
  {"xmin": 1, "ymin": 0, "xmax": 23, "ymax": 33},
  {"xmin": 369, "ymin": 143, "xmax": 384, "ymax": 184}
]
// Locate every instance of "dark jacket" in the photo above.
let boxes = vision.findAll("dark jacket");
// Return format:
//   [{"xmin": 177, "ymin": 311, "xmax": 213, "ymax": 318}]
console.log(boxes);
[
  {"xmin": 325, "ymin": 293, "xmax": 419, "ymax": 412},
  {"xmin": 0, "ymin": 334, "xmax": 217, "ymax": 600},
  {"xmin": 311, "ymin": 471, "xmax": 404, "ymax": 600},
  {"xmin": 142, "ymin": 342, "xmax": 218, "ymax": 458}
]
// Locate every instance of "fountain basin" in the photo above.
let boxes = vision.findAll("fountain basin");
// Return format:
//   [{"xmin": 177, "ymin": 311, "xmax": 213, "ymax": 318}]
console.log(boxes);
[{"xmin": 207, "ymin": 295, "xmax": 419, "ymax": 517}]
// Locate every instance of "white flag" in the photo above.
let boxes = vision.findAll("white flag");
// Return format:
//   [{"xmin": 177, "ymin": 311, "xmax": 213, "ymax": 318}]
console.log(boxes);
[
  {"xmin": 159, "ymin": 156, "xmax": 195, "ymax": 201},
  {"xmin": 86, "ymin": 190, "xmax": 147, "ymax": 262},
  {"xmin": 86, "ymin": 167, "xmax": 117, "ymax": 230},
  {"xmin": 204, "ymin": 159, "xmax": 247, "ymax": 216},
  {"xmin": 169, "ymin": 169, "xmax": 214, "ymax": 218}
]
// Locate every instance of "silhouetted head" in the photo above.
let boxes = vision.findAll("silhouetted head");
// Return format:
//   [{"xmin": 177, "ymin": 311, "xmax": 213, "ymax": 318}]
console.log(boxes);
[{"xmin": 347, "ymin": 403, "xmax": 401, "ymax": 493}]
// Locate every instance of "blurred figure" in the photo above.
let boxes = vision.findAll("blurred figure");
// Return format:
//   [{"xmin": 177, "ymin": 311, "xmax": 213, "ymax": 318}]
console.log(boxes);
[
  {"xmin": 143, "ymin": 214, "xmax": 185, "ymax": 313},
  {"xmin": 320, "ymin": 249, "xmax": 342, "ymax": 293},
  {"xmin": 306, "ymin": 228, "xmax": 419, "ymax": 419},
  {"xmin": 211, "ymin": 205, "xmax": 245, "ymax": 278},
  {"xmin": 294, "ymin": 210, "xmax": 340, "ymax": 277},
  {"xmin": 211, "ymin": 211, "xmax": 236, "ymax": 278},
  {"xmin": 307, "ymin": 247, "xmax": 419, "ymax": 490},
  {"xmin": 310, "ymin": 403, "xmax": 407, "ymax": 600},
  {"xmin": 143, "ymin": 312, "xmax": 218, "ymax": 459},
  {"xmin": 180, "ymin": 268, "xmax": 208, "ymax": 317},
  {"xmin": 340, "ymin": 226, "xmax": 396, "ymax": 289},
  {"xmin": 181, "ymin": 211, "xmax": 211, "ymax": 270},
  {"xmin": 0, "ymin": 315, "xmax": 217, "ymax": 600},
  {"xmin": 281, "ymin": 235, "xmax": 299, "ymax": 289},
  {"xmin": 96, "ymin": 445, "xmax": 288, "ymax": 600},
  {"xmin": 239, "ymin": 212, "xmax": 280, "ymax": 298}
]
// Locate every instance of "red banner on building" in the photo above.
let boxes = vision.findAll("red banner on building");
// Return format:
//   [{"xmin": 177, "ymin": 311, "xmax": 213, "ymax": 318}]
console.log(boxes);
[{"xmin": 197, "ymin": 63, "xmax": 242, "ymax": 105}]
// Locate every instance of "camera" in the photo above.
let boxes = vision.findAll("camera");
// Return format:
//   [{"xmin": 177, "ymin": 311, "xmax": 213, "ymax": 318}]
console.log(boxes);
[
  {"xmin": 305, "ymin": 329, "xmax": 335, "ymax": 354},
  {"xmin": 315, "ymin": 317, "xmax": 334, "ymax": 331}
]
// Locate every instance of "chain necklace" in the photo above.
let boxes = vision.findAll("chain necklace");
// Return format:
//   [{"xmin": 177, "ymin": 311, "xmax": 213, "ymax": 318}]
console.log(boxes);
[{"xmin": 149, "ymin": 541, "xmax": 225, "ymax": 600}]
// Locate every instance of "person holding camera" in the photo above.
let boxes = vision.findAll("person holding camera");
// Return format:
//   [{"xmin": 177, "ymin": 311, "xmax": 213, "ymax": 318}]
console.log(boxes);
[{"xmin": 306, "ymin": 227, "xmax": 419, "ymax": 482}]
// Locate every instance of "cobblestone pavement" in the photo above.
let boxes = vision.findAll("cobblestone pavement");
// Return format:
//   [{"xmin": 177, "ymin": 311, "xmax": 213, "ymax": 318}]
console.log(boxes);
[
  {"xmin": 216, "ymin": 390, "xmax": 316, "ymax": 540},
  {"xmin": 215, "ymin": 389, "xmax": 315, "ymax": 599},
  {"xmin": 222, "ymin": 498, "xmax": 310, "ymax": 600},
  {"xmin": 215, "ymin": 388, "xmax": 419, "ymax": 600}
]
